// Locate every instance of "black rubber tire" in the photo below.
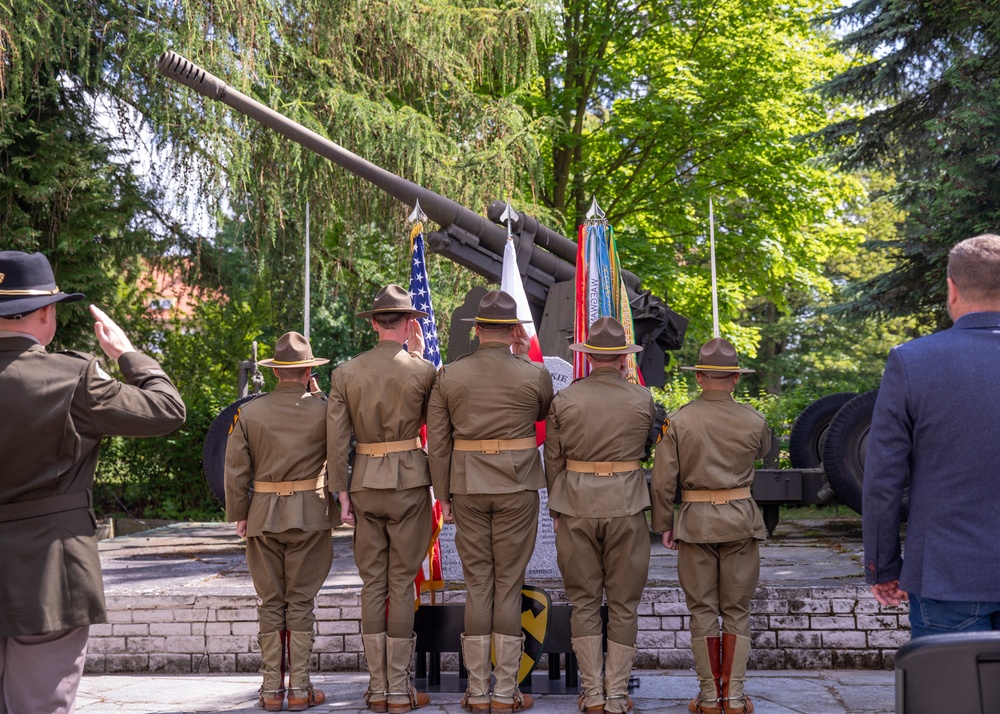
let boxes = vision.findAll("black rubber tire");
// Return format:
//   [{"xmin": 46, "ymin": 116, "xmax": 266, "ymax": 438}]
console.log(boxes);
[
  {"xmin": 789, "ymin": 392, "xmax": 857, "ymax": 468},
  {"xmin": 201, "ymin": 394, "xmax": 265, "ymax": 505},
  {"xmin": 822, "ymin": 389, "xmax": 908, "ymax": 519}
]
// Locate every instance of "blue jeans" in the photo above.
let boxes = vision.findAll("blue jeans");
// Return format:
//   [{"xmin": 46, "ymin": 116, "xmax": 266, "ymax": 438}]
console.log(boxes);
[{"xmin": 908, "ymin": 594, "xmax": 1000, "ymax": 639}]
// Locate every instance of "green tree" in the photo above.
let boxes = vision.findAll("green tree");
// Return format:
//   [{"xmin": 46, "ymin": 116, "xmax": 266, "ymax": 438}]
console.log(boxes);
[
  {"xmin": 819, "ymin": 0, "xmax": 1000, "ymax": 323},
  {"xmin": 526, "ymin": 0, "xmax": 866, "ymax": 361}
]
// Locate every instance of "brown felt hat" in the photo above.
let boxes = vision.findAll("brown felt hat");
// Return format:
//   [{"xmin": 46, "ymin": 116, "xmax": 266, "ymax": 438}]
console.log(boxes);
[
  {"xmin": 258, "ymin": 331, "xmax": 330, "ymax": 368},
  {"xmin": 356, "ymin": 284, "xmax": 428, "ymax": 319},
  {"xmin": 460, "ymin": 289, "xmax": 532, "ymax": 324},
  {"xmin": 569, "ymin": 317, "xmax": 642, "ymax": 355},
  {"xmin": 681, "ymin": 337, "xmax": 755, "ymax": 374}
]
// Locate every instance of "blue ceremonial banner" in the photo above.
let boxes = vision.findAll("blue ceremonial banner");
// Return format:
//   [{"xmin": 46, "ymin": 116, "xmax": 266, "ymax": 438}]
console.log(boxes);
[{"xmin": 408, "ymin": 228, "xmax": 442, "ymax": 369}]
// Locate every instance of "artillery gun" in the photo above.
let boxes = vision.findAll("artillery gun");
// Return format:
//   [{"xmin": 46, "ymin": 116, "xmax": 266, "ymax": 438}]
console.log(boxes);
[
  {"xmin": 160, "ymin": 52, "xmax": 880, "ymax": 533},
  {"xmin": 155, "ymin": 51, "xmax": 687, "ymax": 383}
]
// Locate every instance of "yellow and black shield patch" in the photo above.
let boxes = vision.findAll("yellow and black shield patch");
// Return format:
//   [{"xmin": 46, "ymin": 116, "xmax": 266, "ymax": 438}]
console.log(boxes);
[{"xmin": 491, "ymin": 585, "xmax": 551, "ymax": 685}]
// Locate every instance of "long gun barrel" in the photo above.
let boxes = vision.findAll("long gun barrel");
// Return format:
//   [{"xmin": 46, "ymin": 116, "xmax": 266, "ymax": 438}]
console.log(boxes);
[
  {"xmin": 156, "ymin": 51, "xmax": 573, "ymax": 304},
  {"xmin": 156, "ymin": 51, "xmax": 687, "ymax": 383}
]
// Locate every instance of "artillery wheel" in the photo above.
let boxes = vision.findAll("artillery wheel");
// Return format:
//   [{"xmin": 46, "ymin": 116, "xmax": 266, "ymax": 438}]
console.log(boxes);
[
  {"xmin": 821, "ymin": 389, "xmax": 908, "ymax": 519},
  {"xmin": 789, "ymin": 392, "xmax": 856, "ymax": 468},
  {"xmin": 202, "ymin": 394, "xmax": 265, "ymax": 505}
]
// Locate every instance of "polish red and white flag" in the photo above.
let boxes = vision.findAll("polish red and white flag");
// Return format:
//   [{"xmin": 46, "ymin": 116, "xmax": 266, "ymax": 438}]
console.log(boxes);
[{"xmin": 500, "ymin": 235, "xmax": 546, "ymax": 444}]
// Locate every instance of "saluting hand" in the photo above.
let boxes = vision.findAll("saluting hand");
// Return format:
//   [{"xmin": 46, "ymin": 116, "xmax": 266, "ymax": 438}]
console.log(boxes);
[
  {"xmin": 407, "ymin": 318, "xmax": 425, "ymax": 356},
  {"xmin": 511, "ymin": 324, "xmax": 531, "ymax": 356},
  {"xmin": 90, "ymin": 305, "xmax": 135, "ymax": 362}
]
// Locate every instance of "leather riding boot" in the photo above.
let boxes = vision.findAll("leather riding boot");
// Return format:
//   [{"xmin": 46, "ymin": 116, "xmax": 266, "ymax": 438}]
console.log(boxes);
[
  {"xmin": 491, "ymin": 632, "xmax": 533, "ymax": 712},
  {"xmin": 571, "ymin": 635, "xmax": 606, "ymax": 713},
  {"xmin": 287, "ymin": 630, "xmax": 327, "ymax": 711},
  {"xmin": 460, "ymin": 634, "xmax": 493, "ymax": 712},
  {"xmin": 257, "ymin": 631, "xmax": 286, "ymax": 712},
  {"xmin": 386, "ymin": 633, "xmax": 430, "ymax": 713},
  {"xmin": 688, "ymin": 636, "xmax": 722, "ymax": 714},
  {"xmin": 363, "ymin": 632, "xmax": 389, "ymax": 713},
  {"xmin": 720, "ymin": 633, "xmax": 753, "ymax": 714},
  {"xmin": 602, "ymin": 640, "xmax": 636, "ymax": 714}
]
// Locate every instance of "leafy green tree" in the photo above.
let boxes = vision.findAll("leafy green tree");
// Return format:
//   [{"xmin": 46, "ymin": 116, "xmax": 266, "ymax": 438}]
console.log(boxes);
[
  {"xmin": 526, "ymin": 0, "xmax": 866, "ymax": 361},
  {"xmin": 819, "ymin": 0, "xmax": 1000, "ymax": 323}
]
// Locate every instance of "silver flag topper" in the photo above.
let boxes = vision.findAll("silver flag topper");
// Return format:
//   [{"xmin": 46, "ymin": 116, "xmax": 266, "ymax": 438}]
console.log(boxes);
[
  {"xmin": 586, "ymin": 197, "xmax": 606, "ymax": 221},
  {"xmin": 408, "ymin": 199, "xmax": 428, "ymax": 225}
]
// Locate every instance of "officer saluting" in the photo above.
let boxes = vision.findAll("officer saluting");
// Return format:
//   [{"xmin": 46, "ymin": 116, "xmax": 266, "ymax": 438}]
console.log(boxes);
[
  {"xmin": 327, "ymin": 284, "xmax": 436, "ymax": 714},
  {"xmin": 0, "ymin": 250, "xmax": 186, "ymax": 714},
  {"xmin": 651, "ymin": 338, "xmax": 771, "ymax": 714},
  {"xmin": 225, "ymin": 332, "xmax": 337, "ymax": 712},
  {"xmin": 426, "ymin": 290, "xmax": 553, "ymax": 714},
  {"xmin": 545, "ymin": 317, "xmax": 655, "ymax": 714}
]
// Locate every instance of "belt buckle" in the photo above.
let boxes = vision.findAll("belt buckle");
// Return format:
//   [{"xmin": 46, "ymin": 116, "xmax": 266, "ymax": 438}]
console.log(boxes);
[
  {"xmin": 482, "ymin": 440, "xmax": 500, "ymax": 455},
  {"xmin": 595, "ymin": 462, "xmax": 614, "ymax": 476},
  {"xmin": 710, "ymin": 491, "xmax": 727, "ymax": 505},
  {"xmin": 369, "ymin": 445, "xmax": 388, "ymax": 458},
  {"xmin": 275, "ymin": 483, "xmax": 295, "ymax": 497}
]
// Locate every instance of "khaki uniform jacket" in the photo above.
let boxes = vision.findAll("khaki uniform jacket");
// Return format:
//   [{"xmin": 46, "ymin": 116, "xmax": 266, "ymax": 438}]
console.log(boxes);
[
  {"xmin": 224, "ymin": 382, "xmax": 338, "ymax": 538},
  {"xmin": 427, "ymin": 342, "xmax": 553, "ymax": 499},
  {"xmin": 544, "ymin": 367, "xmax": 655, "ymax": 517},
  {"xmin": 326, "ymin": 341, "xmax": 436, "ymax": 492},
  {"xmin": 0, "ymin": 335, "xmax": 185, "ymax": 637},
  {"xmin": 651, "ymin": 390, "xmax": 770, "ymax": 543}
]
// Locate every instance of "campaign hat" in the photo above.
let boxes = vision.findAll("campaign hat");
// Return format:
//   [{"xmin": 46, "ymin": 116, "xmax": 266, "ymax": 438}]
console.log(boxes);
[
  {"xmin": 569, "ymin": 317, "xmax": 642, "ymax": 355},
  {"xmin": 0, "ymin": 251, "xmax": 85, "ymax": 318},
  {"xmin": 460, "ymin": 290, "xmax": 532, "ymax": 324},
  {"xmin": 356, "ymin": 284, "xmax": 428, "ymax": 319},
  {"xmin": 681, "ymin": 337, "xmax": 755, "ymax": 374},
  {"xmin": 258, "ymin": 331, "xmax": 330, "ymax": 368}
]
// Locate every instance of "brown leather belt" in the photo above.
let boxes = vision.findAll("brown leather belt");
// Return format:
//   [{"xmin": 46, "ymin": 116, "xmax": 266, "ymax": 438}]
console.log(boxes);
[
  {"xmin": 566, "ymin": 459, "xmax": 642, "ymax": 476},
  {"xmin": 681, "ymin": 487, "xmax": 752, "ymax": 504},
  {"xmin": 0, "ymin": 490, "xmax": 91, "ymax": 523},
  {"xmin": 355, "ymin": 436, "xmax": 423, "ymax": 457},
  {"xmin": 453, "ymin": 437, "xmax": 537, "ymax": 454},
  {"xmin": 253, "ymin": 476, "xmax": 325, "ymax": 497}
]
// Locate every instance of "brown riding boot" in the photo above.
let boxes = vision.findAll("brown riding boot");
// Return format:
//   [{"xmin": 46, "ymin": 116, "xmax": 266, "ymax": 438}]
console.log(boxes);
[
  {"xmin": 491, "ymin": 632, "xmax": 533, "ymax": 712},
  {"xmin": 257, "ymin": 631, "xmax": 286, "ymax": 712},
  {"xmin": 688, "ymin": 636, "xmax": 722, "ymax": 714},
  {"xmin": 460, "ymin": 633, "xmax": 492, "ymax": 712},
  {"xmin": 571, "ymin": 635, "xmax": 606, "ymax": 713},
  {"xmin": 387, "ymin": 633, "xmax": 430, "ymax": 713},
  {"xmin": 287, "ymin": 630, "xmax": 327, "ymax": 711},
  {"xmin": 602, "ymin": 640, "xmax": 636, "ymax": 714},
  {"xmin": 720, "ymin": 633, "xmax": 753, "ymax": 714},
  {"xmin": 363, "ymin": 632, "xmax": 389, "ymax": 712}
]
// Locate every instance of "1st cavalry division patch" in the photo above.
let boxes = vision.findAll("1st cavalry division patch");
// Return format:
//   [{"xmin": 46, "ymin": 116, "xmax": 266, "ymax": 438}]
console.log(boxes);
[{"xmin": 491, "ymin": 584, "xmax": 551, "ymax": 686}]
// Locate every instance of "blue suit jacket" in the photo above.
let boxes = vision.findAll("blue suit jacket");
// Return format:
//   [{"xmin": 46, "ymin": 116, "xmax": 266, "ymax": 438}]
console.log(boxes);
[{"xmin": 863, "ymin": 311, "xmax": 1000, "ymax": 600}]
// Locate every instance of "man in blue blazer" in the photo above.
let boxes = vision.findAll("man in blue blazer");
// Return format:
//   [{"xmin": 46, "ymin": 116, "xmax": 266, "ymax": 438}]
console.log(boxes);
[{"xmin": 864, "ymin": 234, "xmax": 1000, "ymax": 637}]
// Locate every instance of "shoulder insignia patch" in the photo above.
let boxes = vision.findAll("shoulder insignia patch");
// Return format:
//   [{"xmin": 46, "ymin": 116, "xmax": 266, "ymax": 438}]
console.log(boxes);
[{"xmin": 229, "ymin": 407, "xmax": 241, "ymax": 435}]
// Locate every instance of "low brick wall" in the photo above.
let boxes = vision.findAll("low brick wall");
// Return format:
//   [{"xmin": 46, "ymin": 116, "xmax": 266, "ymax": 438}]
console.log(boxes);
[{"xmin": 84, "ymin": 585, "xmax": 908, "ymax": 674}]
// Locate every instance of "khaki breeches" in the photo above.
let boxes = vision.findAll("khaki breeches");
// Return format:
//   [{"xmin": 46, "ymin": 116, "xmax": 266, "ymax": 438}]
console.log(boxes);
[
  {"xmin": 677, "ymin": 538, "xmax": 760, "ymax": 639},
  {"xmin": 351, "ymin": 486, "xmax": 433, "ymax": 637},
  {"xmin": 452, "ymin": 491, "xmax": 539, "ymax": 636},
  {"xmin": 246, "ymin": 528, "xmax": 333, "ymax": 633},
  {"xmin": 556, "ymin": 512, "xmax": 650, "ymax": 645},
  {"xmin": 0, "ymin": 626, "xmax": 88, "ymax": 714}
]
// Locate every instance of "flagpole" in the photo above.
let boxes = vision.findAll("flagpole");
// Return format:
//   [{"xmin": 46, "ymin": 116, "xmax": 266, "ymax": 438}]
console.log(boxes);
[
  {"xmin": 304, "ymin": 200, "xmax": 311, "ymax": 340},
  {"xmin": 709, "ymin": 198, "xmax": 720, "ymax": 339}
]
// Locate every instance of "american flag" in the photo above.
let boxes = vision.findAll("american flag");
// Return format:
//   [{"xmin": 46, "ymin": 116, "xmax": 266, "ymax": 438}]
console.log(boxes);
[{"xmin": 408, "ymin": 228, "xmax": 442, "ymax": 368}]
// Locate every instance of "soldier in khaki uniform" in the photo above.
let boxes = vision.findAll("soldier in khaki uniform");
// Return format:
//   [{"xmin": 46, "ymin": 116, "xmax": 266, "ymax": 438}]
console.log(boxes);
[
  {"xmin": 651, "ymin": 339, "xmax": 771, "ymax": 714},
  {"xmin": 225, "ymin": 332, "xmax": 337, "ymax": 712},
  {"xmin": 426, "ymin": 290, "xmax": 553, "ymax": 714},
  {"xmin": 0, "ymin": 251, "xmax": 186, "ymax": 714},
  {"xmin": 327, "ymin": 285, "xmax": 436, "ymax": 714},
  {"xmin": 545, "ymin": 318, "xmax": 655, "ymax": 714}
]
